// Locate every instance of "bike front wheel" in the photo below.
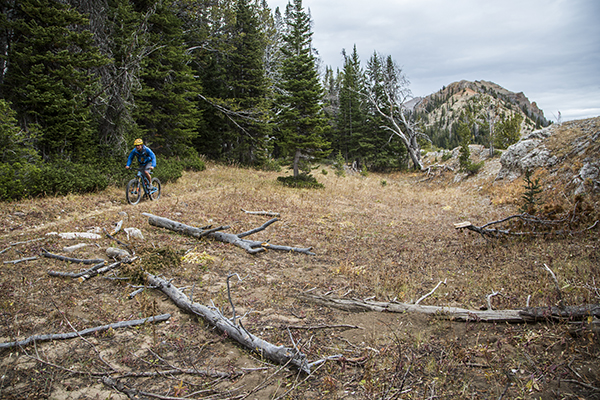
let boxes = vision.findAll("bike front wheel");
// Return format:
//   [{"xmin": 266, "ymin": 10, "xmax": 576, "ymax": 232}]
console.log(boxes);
[
  {"xmin": 149, "ymin": 177, "xmax": 161, "ymax": 201},
  {"xmin": 126, "ymin": 178, "xmax": 142, "ymax": 205}
]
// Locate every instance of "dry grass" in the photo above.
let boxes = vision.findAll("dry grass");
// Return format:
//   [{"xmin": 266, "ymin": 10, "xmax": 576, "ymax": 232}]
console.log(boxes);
[{"xmin": 0, "ymin": 161, "xmax": 599, "ymax": 399}]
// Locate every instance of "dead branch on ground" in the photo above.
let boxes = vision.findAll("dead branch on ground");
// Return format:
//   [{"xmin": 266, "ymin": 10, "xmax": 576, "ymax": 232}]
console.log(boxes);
[
  {"xmin": 47, "ymin": 261, "xmax": 106, "ymax": 278},
  {"xmin": 3, "ymin": 256, "xmax": 38, "ymax": 264},
  {"xmin": 103, "ymin": 227, "xmax": 135, "ymax": 255},
  {"xmin": 242, "ymin": 209, "xmax": 281, "ymax": 217},
  {"xmin": 454, "ymin": 214, "xmax": 598, "ymax": 238},
  {"xmin": 146, "ymin": 273, "xmax": 311, "ymax": 373},
  {"xmin": 143, "ymin": 213, "xmax": 315, "ymax": 255},
  {"xmin": 41, "ymin": 248, "xmax": 104, "ymax": 264},
  {"xmin": 299, "ymin": 294, "xmax": 600, "ymax": 323},
  {"xmin": 0, "ymin": 314, "xmax": 170, "ymax": 349}
]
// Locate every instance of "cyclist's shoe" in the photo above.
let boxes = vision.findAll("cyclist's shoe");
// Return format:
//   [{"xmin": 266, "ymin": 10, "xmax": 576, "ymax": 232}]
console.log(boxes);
[{"xmin": 149, "ymin": 186, "xmax": 158, "ymax": 194}]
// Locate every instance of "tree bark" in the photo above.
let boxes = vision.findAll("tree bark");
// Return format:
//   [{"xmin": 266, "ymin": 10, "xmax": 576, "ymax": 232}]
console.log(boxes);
[
  {"xmin": 299, "ymin": 294, "xmax": 600, "ymax": 323},
  {"xmin": 146, "ymin": 274, "xmax": 310, "ymax": 373},
  {"xmin": 143, "ymin": 213, "xmax": 315, "ymax": 255},
  {"xmin": 0, "ymin": 314, "xmax": 170, "ymax": 349}
]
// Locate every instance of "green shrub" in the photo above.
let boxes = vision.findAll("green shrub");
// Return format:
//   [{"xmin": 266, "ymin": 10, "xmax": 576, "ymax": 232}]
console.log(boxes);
[
  {"xmin": 261, "ymin": 158, "xmax": 282, "ymax": 172},
  {"xmin": 37, "ymin": 160, "xmax": 109, "ymax": 196},
  {"xmin": 464, "ymin": 160, "xmax": 484, "ymax": 175},
  {"xmin": 441, "ymin": 152, "xmax": 453, "ymax": 162},
  {"xmin": 0, "ymin": 162, "xmax": 41, "ymax": 201},
  {"xmin": 333, "ymin": 151, "xmax": 345, "ymax": 177},
  {"xmin": 277, "ymin": 173, "xmax": 324, "ymax": 189},
  {"xmin": 360, "ymin": 164, "xmax": 368, "ymax": 177}
]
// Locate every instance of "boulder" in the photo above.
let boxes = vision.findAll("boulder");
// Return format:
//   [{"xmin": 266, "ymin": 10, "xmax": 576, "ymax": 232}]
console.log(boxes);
[{"xmin": 496, "ymin": 127, "xmax": 558, "ymax": 181}]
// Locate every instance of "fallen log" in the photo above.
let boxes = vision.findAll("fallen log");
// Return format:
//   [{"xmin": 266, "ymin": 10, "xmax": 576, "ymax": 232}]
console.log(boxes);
[
  {"xmin": 299, "ymin": 294, "xmax": 600, "ymax": 323},
  {"xmin": 0, "ymin": 314, "xmax": 170, "ymax": 349},
  {"xmin": 42, "ymin": 249, "xmax": 105, "ymax": 264},
  {"xmin": 143, "ymin": 213, "xmax": 315, "ymax": 255},
  {"xmin": 146, "ymin": 274, "xmax": 310, "ymax": 373}
]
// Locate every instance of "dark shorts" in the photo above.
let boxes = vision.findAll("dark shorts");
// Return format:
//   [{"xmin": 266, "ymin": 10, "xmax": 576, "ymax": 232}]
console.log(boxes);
[{"xmin": 142, "ymin": 162, "xmax": 153, "ymax": 171}]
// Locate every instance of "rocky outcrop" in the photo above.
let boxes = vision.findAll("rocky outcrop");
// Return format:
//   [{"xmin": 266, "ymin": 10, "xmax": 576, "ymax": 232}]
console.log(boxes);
[
  {"xmin": 496, "ymin": 117, "xmax": 600, "ymax": 196},
  {"xmin": 496, "ymin": 126, "xmax": 558, "ymax": 181}
]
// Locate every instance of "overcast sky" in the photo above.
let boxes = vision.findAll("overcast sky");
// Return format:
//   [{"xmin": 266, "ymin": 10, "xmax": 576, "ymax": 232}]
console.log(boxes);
[{"xmin": 268, "ymin": 0, "xmax": 600, "ymax": 122}]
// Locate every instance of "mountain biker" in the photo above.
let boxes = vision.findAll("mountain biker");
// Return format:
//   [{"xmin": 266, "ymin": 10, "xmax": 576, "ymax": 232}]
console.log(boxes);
[{"xmin": 125, "ymin": 138, "xmax": 157, "ymax": 192}]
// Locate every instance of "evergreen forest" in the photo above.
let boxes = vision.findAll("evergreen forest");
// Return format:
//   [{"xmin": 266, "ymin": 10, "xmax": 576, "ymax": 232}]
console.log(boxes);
[{"xmin": 0, "ymin": 0, "xmax": 534, "ymax": 200}]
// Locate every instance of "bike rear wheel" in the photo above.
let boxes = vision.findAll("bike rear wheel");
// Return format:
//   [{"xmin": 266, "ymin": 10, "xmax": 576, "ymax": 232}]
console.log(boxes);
[
  {"xmin": 126, "ymin": 178, "xmax": 142, "ymax": 205},
  {"xmin": 149, "ymin": 177, "xmax": 161, "ymax": 201}
]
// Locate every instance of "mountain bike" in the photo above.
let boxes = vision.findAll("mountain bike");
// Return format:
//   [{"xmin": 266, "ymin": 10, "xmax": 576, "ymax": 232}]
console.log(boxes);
[{"xmin": 126, "ymin": 168, "xmax": 161, "ymax": 205}]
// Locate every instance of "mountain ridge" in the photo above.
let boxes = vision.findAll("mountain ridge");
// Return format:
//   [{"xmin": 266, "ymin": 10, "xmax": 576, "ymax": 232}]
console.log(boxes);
[{"xmin": 410, "ymin": 80, "xmax": 551, "ymax": 150}]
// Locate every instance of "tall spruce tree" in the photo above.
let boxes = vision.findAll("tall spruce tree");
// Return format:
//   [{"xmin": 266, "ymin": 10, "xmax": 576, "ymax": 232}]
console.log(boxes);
[
  {"xmin": 276, "ymin": 0, "xmax": 330, "ymax": 178},
  {"xmin": 131, "ymin": 0, "xmax": 200, "ymax": 157},
  {"xmin": 187, "ymin": 0, "xmax": 236, "ymax": 160},
  {"xmin": 223, "ymin": 0, "xmax": 271, "ymax": 165},
  {"xmin": 338, "ymin": 45, "xmax": 368, "ymax": 166},
  {"xmin": 1, "ymin": 0, "xmax": 108, "ymax": 161}
]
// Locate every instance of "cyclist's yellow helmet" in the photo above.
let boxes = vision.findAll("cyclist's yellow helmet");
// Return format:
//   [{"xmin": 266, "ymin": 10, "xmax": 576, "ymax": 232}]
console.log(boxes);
[{"xmin": 133, "ymin": 138, "xmax": 143, "ymax": 146}]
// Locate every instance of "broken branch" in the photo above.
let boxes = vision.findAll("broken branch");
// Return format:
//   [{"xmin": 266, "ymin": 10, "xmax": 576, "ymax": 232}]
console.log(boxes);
[
  {"xmin": 3, "ymin": 256, "xmax": 38, "ymax": 264},
  {"xmin": 415, "ymin": 279, "xmax": 447, "ymax": 305},
  {"xmin": 146, "ymin": 273, "xmax": 310, "ymax": 373},
  {"xmin": 143, "ymin": 213, "xmax": 315, "ymax": 255},
  {"xmin": 0, "ymin": 314, "xmax": 170, "ymax": 349},
  {"xmin": 41, "ymin": 249, "xmax": 104, "ymax": 264},
  {"xmin": 242, "ymin": 209, "xmax": 281, "ymax": 217}
]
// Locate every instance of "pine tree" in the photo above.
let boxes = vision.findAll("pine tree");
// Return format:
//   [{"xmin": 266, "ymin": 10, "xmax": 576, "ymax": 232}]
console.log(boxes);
[
  {"xmin": 276, "ymin": 0, "xmax": 330, "ymax": 178},
  {"xmin": 1, "ymin": 0, "xmax": 108, "ymax": 161},
  {"xmin": 131, "ymin": 0, "xmax": 201, "ymax": 157},
  {"xmin": 223, "ymin": 0, "xmax": 271, "ymax": 165},
  {"xmin": 338, "ymin": 45, "xmax": 368, "ymax": 166}
]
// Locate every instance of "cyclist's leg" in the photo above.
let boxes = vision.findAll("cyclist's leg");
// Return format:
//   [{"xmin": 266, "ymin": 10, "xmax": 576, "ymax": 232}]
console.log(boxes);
[{"xmin": 143, "ymin": 163, "xmax": 155, "ymax": 191}]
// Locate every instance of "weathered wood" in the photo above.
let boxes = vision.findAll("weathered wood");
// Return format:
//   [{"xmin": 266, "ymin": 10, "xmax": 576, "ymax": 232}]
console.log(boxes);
[
  {"xmin": 78, "ymin": 261, "xmax": 122, "ymax": 282},
  {"xmin": 0, "ymin": 314, "xmax": 170, "ymax": 349},
  {"xmin": 454, "ymin": 214, "xmax": 597, "ymax": 238},
  {"xmin": 143, "ymin": 213, "xmax": 229, "ymax": 238},
  {"xmin": 3, "ymin": 256, "xmax": 38, "ymax": 265},
  {"xmin": 143, "ymin": 213, "xmax": 315, "ymax": 255},
  {"xmin": 299, "ymin": 294, "xmax": 526, "ymax": 322},
  {"xmin": 146, "ymin": 273, "xmax": 310, "ymax": 373},
  {"xmin": 300, "ymin": 294, "xmax": 600, "ymax": 323},
  {"xmin": 241, "ymin": 209, "xmax": 281, "ymax": 217},
  {"xmin": 42, "ymin": 249, "xmax": 104, "ymax": 264},
  {"xmin": 48, "ymin": 261, "xmax": 106, "ymax": 278},
  {"xmin": 520, "ymin": 304, "xmax": 600, "ymax": 320}
]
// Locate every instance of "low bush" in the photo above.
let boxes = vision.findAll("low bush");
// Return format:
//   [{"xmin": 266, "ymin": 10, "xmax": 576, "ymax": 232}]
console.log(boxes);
[{"xmin": 277, "ymin": 173, "xmax": 324, "ymax": 189}]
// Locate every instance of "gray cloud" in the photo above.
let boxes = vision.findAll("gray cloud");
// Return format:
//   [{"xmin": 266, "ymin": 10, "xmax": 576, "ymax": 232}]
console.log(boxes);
[{"xmin": 270, "ymin": 0, "xmax": 600, "ymax": 121}]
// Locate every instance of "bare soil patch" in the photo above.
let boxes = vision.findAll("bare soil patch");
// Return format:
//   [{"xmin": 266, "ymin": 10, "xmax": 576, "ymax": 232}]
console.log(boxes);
[{"xmin": 0, "ymin": 162, "xmax": 598, "ymax": 399}]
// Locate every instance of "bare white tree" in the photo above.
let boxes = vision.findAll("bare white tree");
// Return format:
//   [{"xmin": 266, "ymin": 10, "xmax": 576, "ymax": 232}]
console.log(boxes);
[{"xmin": 364, "ymin": 54, "xmax": 426, "ymax": 170}]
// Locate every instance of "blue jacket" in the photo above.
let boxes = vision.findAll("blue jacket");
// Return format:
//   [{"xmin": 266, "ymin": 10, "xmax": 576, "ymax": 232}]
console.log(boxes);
[{"xmin": 127, "ymin": 145, "xmax": 157, "ymax": 168}]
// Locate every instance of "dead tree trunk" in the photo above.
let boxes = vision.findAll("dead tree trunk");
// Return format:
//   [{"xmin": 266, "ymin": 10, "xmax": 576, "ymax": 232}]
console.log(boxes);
[
  {"xmin": 146, "ymin": 274, "xmax": 310, "ymax": 373},
  {"xmin": 143, "ymin": 213, "xmax": 315, "ymax": 255},
  {"xmin": 299, "ymin": 294, "xmax": 600, "ymax": 323}
]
